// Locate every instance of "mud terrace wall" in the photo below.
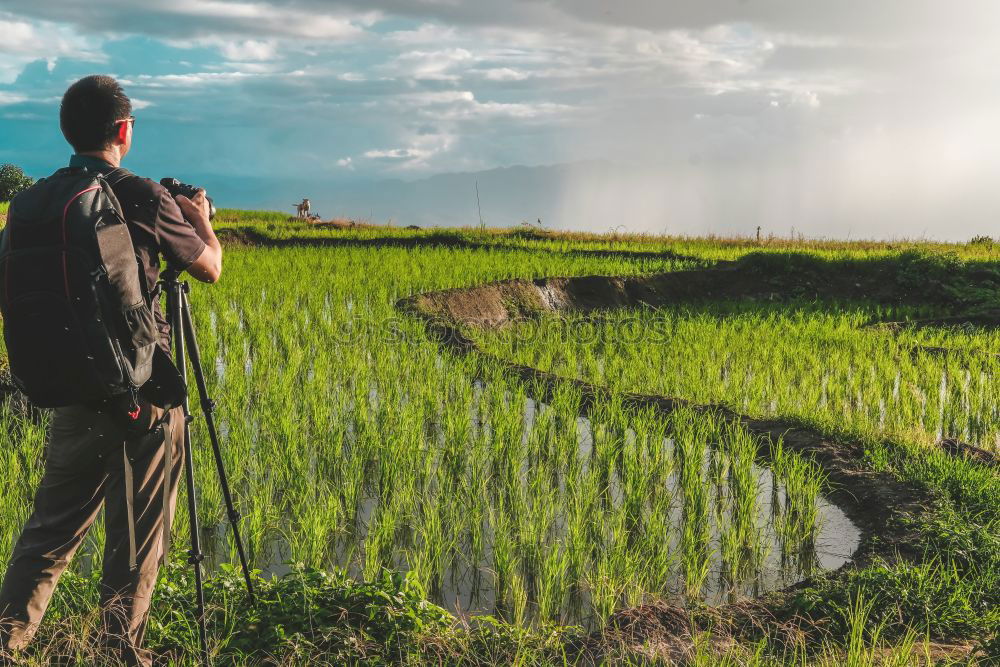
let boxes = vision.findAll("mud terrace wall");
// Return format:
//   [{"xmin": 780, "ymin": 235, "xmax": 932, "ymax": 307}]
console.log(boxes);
[{"xmin": 403, "ymin": 269, "xmax": 742, "ymax": 329}]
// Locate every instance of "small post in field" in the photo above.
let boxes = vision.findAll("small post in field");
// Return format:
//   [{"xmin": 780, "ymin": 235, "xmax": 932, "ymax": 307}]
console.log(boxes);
[{"xmin": 476, "ymin": 180, "xmax": 484, "ymax": 228}]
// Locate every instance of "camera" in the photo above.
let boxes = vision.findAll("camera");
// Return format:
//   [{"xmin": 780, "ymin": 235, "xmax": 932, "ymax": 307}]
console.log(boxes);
[{"xmin": 160, "ymin": 177, "xmax": 217, "ymax": 221}]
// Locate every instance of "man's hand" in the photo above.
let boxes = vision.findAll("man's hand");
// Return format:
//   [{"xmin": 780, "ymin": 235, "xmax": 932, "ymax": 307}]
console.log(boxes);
[
  {"xmin": 173, "ymin": 189, "xmax": 222, "ymax": 284},
  {"xmin": 174, "ymin": 190, "xmax": 211, "ymax": 230}
]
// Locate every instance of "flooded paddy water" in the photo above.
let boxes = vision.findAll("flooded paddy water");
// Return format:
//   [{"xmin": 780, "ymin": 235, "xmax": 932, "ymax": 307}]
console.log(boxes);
[{"xmin": 194, "ymin": 371, "xmax": 859, "ymax": 628}]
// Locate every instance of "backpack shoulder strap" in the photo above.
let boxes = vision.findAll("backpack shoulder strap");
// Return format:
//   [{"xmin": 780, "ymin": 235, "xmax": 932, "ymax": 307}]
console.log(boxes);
[{"xmin": 101, "ymin": 167, "xmax": 133, "ymax": 188}]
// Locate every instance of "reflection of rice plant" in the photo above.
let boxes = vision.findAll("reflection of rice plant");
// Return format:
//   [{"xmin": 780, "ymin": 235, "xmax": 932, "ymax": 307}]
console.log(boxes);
[
  {"xmin": 363, "ymin": 495, "xmax": 399, "ymax": 580},
  {"xmin": 770, "ymin": 439, "xmax": 825, "ymax": 574},
  {"xmin": 719, "ymin": 423, "xmax": 766, "ymax": 593},
  {"xmin": 417, "ymin": 497, "xmax": 453, "ymax": 596}
]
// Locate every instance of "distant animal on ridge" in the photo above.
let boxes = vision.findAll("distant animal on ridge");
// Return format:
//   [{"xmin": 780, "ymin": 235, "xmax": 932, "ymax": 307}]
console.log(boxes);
[{"xmin": 294, "ymin": 198, "xmax": 311, "ymax": 218}]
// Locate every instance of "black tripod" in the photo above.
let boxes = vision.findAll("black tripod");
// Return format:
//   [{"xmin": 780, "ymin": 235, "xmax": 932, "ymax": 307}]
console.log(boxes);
[{"xmin": 161, "ymin": 271, "xmax": 255, "ymax": 665}]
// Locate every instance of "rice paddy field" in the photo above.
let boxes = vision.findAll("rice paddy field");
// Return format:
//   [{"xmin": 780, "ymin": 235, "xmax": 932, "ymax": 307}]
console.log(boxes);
[
  {"xmin": 475, "ymin": 300, "xmax": 1000, "ymax": 452},
  {"xmin": 0, "ymin": 214, "xmax": 998, "ymax": 664}
]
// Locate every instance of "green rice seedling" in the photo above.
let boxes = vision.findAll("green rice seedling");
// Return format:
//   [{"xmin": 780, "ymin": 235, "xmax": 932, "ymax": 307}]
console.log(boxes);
[
  {"xmin": 508, "ymin": 567, "xmax": 529, "ymax": 627},
  {"xmin": 673, "ymin": 410, "xmax": 713, "ymax": 599},
  {"xmin": 536, "ymin": 540, "xmax": 570, "ymax": 622},
  {"xmin": 587, "ymin": 510, "xmax": 628, "ymax": 623},
  {"xmin": 488, "ymin": 503, "xmax": 518, "ymax": 618}
]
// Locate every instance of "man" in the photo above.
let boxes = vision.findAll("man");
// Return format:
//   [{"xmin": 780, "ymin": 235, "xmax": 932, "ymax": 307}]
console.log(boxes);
[{"xmin": 0, "ymin": 75, "xmax": 222, "ymax": 664}]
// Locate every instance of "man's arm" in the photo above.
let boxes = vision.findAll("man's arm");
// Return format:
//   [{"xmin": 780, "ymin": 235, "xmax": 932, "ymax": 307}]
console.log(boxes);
[{"xmin": 174, "ymin": 190, "xmax": 222, "ymax": 283}]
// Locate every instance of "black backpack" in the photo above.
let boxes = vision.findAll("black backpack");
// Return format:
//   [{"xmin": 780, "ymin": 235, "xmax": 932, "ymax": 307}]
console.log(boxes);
[{"xmin": 0, "ymin": 167, "xmax": 159, "ymax": 409}]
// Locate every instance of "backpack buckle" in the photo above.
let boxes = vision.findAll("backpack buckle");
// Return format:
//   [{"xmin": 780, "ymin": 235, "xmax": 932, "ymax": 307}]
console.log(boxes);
[{"xmin": 127, "ymin": 389, "xmax": 141, "ymax": 421}]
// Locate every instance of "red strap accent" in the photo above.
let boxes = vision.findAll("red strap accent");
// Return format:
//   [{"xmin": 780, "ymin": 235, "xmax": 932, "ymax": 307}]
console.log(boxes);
[
  {"xmin": 61, "ymin": 185, "xmax": 101, "ymax": 299},
  {"xmin": 128, "ymin": 405, "xmax": 141, "ymax": 420}
]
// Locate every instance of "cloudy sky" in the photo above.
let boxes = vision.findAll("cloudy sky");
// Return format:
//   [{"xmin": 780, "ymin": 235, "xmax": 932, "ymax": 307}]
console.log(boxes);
[{"xmin": 2, "ymin": 1, "xmax": 1000, "ymax": 238}]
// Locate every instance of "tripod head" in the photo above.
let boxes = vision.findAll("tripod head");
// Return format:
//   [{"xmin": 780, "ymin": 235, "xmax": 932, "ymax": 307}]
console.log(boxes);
[
  {"xmin": 158, "ymin": 270, "xmax": 191, "ymax": 330},
  {"xmin": 159, "ymin": 267, "xmax": 185, "ymax": 286}
]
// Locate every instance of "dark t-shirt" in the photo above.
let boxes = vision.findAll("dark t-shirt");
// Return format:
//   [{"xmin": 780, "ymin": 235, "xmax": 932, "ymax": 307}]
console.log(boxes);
[{"xmin": 68, "ymin": 156, "xmax": 207, "ymax": 352}]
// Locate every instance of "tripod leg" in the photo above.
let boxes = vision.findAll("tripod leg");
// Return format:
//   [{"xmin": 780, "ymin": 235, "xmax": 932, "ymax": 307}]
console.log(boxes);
[
  {"xmin": 181, "ymin": 406, "xmax": 210, "ymax": 665},
  {"xmin": 179, "ymin": 285, "xmax": 256, "ymax": 603},
  {"xmin": 168, "ymin": 282, "xmax": 210, "ymax": 666}
]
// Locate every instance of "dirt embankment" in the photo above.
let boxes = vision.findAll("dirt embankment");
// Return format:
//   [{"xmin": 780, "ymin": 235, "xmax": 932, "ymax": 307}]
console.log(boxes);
[{"xmin": 404, "ymin": 268, "xmax": 741, "ymax": 327}]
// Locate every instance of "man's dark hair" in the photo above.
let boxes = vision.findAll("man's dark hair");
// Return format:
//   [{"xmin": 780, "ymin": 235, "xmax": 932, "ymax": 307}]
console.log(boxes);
[{"xmin": 60, "ymin": 75, "xmax": 132, "ymax": 153}]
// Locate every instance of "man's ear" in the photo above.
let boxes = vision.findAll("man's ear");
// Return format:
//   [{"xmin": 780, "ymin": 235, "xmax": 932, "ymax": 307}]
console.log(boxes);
[{"xmin": 115, "ymin": 120, "xmax": 129, "ymax": 145}]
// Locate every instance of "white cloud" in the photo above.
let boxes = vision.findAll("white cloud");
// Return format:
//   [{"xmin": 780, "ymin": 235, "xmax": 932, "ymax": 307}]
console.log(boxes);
[
  {"xmin": 387, "ymin": 90, "xmax": 571, "ymax": 121},
  {"xmin": 479, "ymin": 67, "xmax": 529, "ymax": 81},
  {"xmin": 400, "ymin": 91, "xmax": 475, "ymax": 105},
  {"xmin": 389, "ymin": 48, "xmax": 475, "ymax": 81},
  {"xmin": 0, "ymin": 92, "xmax": 28, "ymax": 106},
  {"xmin": 121, "ymin": 71, "xmax": 254, "ymax": 89},
  {"xmin": 363, "ymin": 148, "xmax": 428, "ymax": 160},
  {"xmin": 160, "ymin": 0, "xmax": 367, "ymax": 40},
  {"xmin": 221, "ymin": 62, "xmax": 285, "ymax": 74},
  {"xmin": 0, "ymin": 14, "xmax": 104, "ymax": 83},
  {"xmin": 217, "ymin": 39, "xmax": 277, "ymax": 61},
  {"xmin": 385, "ymin": 23, "xmax": 457, "ymax": 45},
  {"xmin": 441, "ymin": 100, "xmax": 571, "ymax": 120},
  {"xmin": 1, "ymin": 111, "xmax": 42, "ymax": 120},
  {"xmin": 358, "ymin": 130, "xmax": 457, "ymax": 170}
]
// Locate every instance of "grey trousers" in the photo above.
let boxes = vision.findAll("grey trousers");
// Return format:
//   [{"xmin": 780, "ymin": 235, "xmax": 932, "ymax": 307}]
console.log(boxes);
[{"xmin": 0, "ymin": 404, "xmax": 184, "ymax": 666}]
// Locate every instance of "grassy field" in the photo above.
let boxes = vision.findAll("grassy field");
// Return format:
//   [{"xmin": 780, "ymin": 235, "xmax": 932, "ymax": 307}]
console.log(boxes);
[{"xmin": 0, "ymin": 212, "xmax": 997, "ymax": 664}]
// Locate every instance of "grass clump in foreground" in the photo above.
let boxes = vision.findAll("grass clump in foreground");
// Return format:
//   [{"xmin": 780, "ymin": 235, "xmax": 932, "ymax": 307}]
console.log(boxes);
[
  {"xmin": 13, "ymin": 562, "xmax": 452, "ymax": 665},
  {"xmin": 10, "ymin": 560, "xmax": 982, "ymax": 665},
  {"xmin": 20, "ymin": 560, "xmax": 588, "ymax": 665}
]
